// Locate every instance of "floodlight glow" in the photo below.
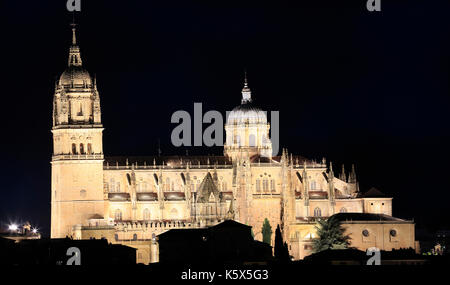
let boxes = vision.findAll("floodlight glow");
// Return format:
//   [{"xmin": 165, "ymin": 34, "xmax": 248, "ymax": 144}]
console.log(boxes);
[{"xmin": 8, "ymin": 224, "xmax": 18, "ymax": 231}]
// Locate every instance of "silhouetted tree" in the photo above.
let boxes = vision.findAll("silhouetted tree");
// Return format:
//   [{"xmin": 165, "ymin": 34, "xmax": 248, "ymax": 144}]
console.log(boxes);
[
  {"xmin": 261, "ymin": 218, "xmax": 272, "ymax": 245},
  {"xmin": 313, "ymin": 216, "xmax": 350, "ymax": 253},
  {"xmin": 274, "ymin": 225, "xmax": 290, "ymax": 262}
]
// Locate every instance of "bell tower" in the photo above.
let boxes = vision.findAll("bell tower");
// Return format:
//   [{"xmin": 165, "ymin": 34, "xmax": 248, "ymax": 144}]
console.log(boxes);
[{"xmin": 51, "ymin": 24, "xmax": 105, "ymax": 238}]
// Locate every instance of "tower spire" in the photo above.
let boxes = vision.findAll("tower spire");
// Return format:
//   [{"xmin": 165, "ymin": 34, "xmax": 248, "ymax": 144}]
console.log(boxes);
[
  {"xmin": 241, "ymin": 70, "xmax": 252, "ymax": 104},
  {"xmin": 71, "ymin": 23, "xmax": 77, "ymax": 45},
  {"xmin": 70, "ymin": 12, "xmax": 77, "ymax": 46},
  {"xmin": 244, "ymin": 69, "xmax": 248, "ymax": 87},
  {"xmin": 348, "ymin": 164, "xmax": 357, "ymax": 183},
  {"xmin": 68, "ymin": 22, "xmax": 82, "ymax": 67},
  {"xmin": 340, "ymin": 164, "xmax": 347, "ymax": 182}
]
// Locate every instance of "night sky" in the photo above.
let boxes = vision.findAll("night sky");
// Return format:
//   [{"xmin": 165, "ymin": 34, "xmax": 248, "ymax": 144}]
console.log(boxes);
[{"xmin": 1, "ymin": 1, "xmax": 449, "ymax": 237}]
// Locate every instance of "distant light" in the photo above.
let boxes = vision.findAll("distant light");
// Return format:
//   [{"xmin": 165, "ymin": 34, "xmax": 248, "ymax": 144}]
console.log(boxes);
[
  {"xmin": 32, "ymin": 228, "xmax": 38, "ymax": 234},
  {"xmin": 8, "ymin": 224, "xmax": 18, "ymax": 231}
]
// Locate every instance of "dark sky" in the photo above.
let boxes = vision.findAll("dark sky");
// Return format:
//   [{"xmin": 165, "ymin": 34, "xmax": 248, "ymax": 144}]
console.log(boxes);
[{"xmin": 0, "ymin": 1, "xmax": 449, "ymax": 236}]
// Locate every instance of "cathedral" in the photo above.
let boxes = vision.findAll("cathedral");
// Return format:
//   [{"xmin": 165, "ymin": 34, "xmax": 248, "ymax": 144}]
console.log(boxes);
[{"xmin": 51, "ymin": 25, "xmax": 416, "ymax": 264}]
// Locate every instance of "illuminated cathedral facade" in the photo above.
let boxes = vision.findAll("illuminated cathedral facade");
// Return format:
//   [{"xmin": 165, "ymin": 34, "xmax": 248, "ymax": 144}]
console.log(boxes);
[{"xmin": 51, "ymin": 26, "xmax": 415, "ymax": 264}]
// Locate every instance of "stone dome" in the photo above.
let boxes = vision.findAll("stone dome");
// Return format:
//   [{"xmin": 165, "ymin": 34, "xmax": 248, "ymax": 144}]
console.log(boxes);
[
  {"xmin": 59, "ymin": 66, "xmax": 92, "ymax": 86},
  {"xmin": 227, "ymin": 75, "xmax": 267, "ymax": 125},
  {"xmin": 59, "ymin": 27, "xmax": 92, "ymax": 87},
  {"xmin": 227, "ymin": 102, "xmax": 267, "ymax": 125}
]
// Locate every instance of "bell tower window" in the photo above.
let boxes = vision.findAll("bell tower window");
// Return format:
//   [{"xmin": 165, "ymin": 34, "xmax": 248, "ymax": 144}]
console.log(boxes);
[
  {"xmin": 72, "ymin": 143, "xmax": 77, "ymax": 154},
  {"xmin": 79, "ymin": 143, "xmax": 85, "ymax": 154}
]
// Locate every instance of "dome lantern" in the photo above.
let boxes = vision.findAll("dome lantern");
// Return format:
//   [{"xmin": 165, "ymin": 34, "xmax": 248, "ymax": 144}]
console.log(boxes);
[
  {"xmin": 241, "ymin": 71, "xmax": 252, "ymax": 104},
  {"xmin": 58, "ymin": 23, "xmax": 92, "ymax": 87},
  {"xmin": 224, "ymin": 72, "xmax": 272, "ymax": 160}
]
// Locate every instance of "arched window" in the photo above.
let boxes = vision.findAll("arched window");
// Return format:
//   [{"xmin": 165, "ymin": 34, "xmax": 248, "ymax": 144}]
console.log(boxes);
[
  {"xmin": 143, "ymin": 208, "xmax": 150, "ymax": 221},
  {"xmin": 133, "ymin": 234, "xmax": 137, "ymax": 241},
  {"xmin": 79, "ymin": 143, "xmax": 85, "ymax": 154},
  {"xmin": 170, "ymin": 208, "xmax": 178, "ymax": 220},
  {"xmin": 340, "ymin": 207, "xmax": 347, "ymax": 213},
  {"xmin": 72, "ymin": 143, "xmax": 77, "ymax": 154},
  {"xmin": 165, "ymin": 178, "xmax": 170, "ymax": 191},
  {"xmin": 314, "ymin": 207, "xmax": 322, "ymax": 217},
  {"xmin": 234, "ymin": 135, "xmax": 240, "ymax": 146},
  {"xmin": 136, "ymin": 178, "xmax": 143, "ymax": 192},
  {"xmin": 114, "ymin": 209, "xmax": 122, "ymax": 221},
  {"xmin": 77, "ymin": 103, "xmax": 83, "ymax": 116},
  {"xmin": 310, "ymin": 181, "xmax": 317, "ymax": 190},
  {"xmin": 263, "ymin": 179, "xmax": 269, "ymax": 192},
  {"xmin": 249, "ymin": 134, "xmax": 256, "ymax": 147},
  {"xmin": 87, "ymin": 143, "xmax": 92, "ymax": 154},
  {"xmin": 110, "ymin": 178, "xmax": 115, "ymax": 192},
  {"xmin": 126, "ymin": 173, "xmax": 132, "ymax": 186},
  {"xmin": 270, "ymin": 179, "xmax": 275, "ymax": 192},
  {"xmin": 256, "ymin": 179, "xmax": 261, "ymax": 192},
  {"xmin": 116, "ymin": 182, "xmax": 120, "ymax": 192},
  {"xmin": 142, "ymin": 182, "xmax": 148, "ymax": 192}
]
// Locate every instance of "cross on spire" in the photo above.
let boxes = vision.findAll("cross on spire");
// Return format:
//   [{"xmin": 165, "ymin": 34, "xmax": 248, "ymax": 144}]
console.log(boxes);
[{"xmin": 67, "ymin": 15, "xmax": 83, "ymax": 67}]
